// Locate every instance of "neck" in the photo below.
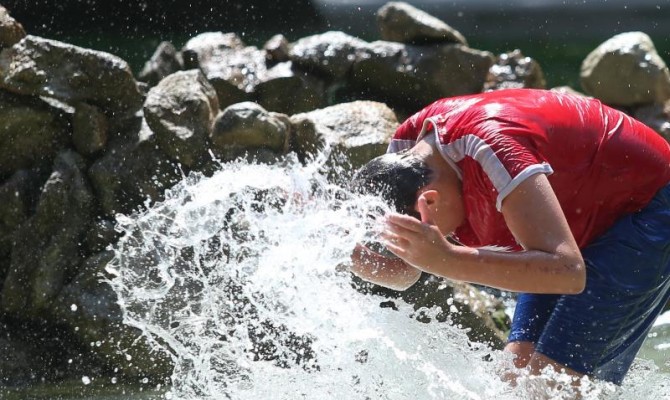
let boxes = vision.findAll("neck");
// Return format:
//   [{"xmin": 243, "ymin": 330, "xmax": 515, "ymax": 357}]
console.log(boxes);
[{"xmin": 412, "ymin": 132, "xmax": 453, "ymax": 179}]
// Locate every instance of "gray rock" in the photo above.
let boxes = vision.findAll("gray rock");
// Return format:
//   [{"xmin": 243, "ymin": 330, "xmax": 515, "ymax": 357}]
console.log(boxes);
[
  {"xmin": 376, "ymin": 1, "xmax": 468, "ymax": 45},
  {"xmin": 289, "ymin": 31, "xmax": 370, "ymax": 79},
  {"xmin": 181, "ymin": 32, "xmax": 251, "ymax": 108},
  {"xmin": 581, "ymin": 31, "xmax": 670, "ymax": 106},
  {"xmin": 0, "ymin": 5, "xmax": 25, "ymax": 49},
  {"xmin": 52, "ymin": 251, "xmax": 173, "ymax": 380},
  {"xmin": 484, "ymin": 49, "xmax": 546, "ymax": 91},
  {"xmin": 144, "ymin": 70, "xmax": 219, "ymax": 167},
  {"xmin": 633, "ymin": 101, "xmax": 670, "ymax": 143},
  {"xmin": 255, "ymin": 61, "xmax": 326, "ymax": 115},
  {"xmin": 0, "ymin": 91, "xmax": 71, "ymax": 178},
  {"xmin": 0, "ymin": 35, "xmax": 143, "ymax": 113},
  {"xmin": 264, "ymin": 34, "xmax": 290, "ymax": 64},
  {"xmin": 210, "ymin": 102, "xmax": 290, "ymax": 162},
  {"xmin": 290, "ymin": 100, "xmax": 398, "ymax": 172},
  {"xmin": 0, "ymin": 170, "xmax": 40, "ymax": 285},
  {"xmin": 88, "ymin": 122, "xmax": 181, "ymax": 217},
  {"xmin": 138, "ymin": 41, "xmax": 184, "ymax": 87},
  {"xmin": 352, "ymin": 40, "xmax": 494, "ymax": 110},
  {"xmin": 181, "ymin": 31, "xmax": 245, "ymax": 69},
  {"xmin": 359, "ymin": 274, "xmax": 509, "ymax": 348},
  {"xmin": 1, "ymin": 150, "xmax": 94, "ymax": 316},
  {"xmin": 72, "ymin": 102, "xmax": 108, "ymax": 156}
]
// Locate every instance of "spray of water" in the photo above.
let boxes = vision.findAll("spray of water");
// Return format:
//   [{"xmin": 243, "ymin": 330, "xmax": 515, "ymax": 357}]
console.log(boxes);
[{"xmin": 106, "ymin": 154, "xmax": 670, "ymax": 400}]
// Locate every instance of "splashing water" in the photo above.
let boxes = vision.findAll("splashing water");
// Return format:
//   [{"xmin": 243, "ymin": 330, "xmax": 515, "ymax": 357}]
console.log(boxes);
[{"xmin": 106, "ymin": 155, "xmax": 670, "ymax": 400}]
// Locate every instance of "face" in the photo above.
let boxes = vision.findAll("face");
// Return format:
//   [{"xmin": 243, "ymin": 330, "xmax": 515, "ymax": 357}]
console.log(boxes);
[{"xmin": 414, "ymin": 159, "xmax": 465, "ymax": 236}]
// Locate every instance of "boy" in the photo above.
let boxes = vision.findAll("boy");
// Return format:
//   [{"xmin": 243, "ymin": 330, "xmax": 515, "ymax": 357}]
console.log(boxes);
[{"xmin": 350, "ymin": 88, "xmax": 670, "ymax": 384}]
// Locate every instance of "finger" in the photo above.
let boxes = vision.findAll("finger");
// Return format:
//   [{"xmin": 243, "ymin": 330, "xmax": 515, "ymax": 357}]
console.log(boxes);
[
  {"xmin": 381, "ymin": 239, "xmax": 407, "ymax": 258},
  {"xmin": 380, "ymin": 230, "xmax": 410, "ymax": 246},
  {"xmin": 385, "ymin": 212, "xmax": 424, "ymax": 232},
  {"xmin": 417, "ymin": 195, "xmax": 435, "ymax": 225}
]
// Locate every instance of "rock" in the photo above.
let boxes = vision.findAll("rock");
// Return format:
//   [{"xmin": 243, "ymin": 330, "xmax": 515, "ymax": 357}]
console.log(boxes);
[
  {"xmin": 264, "ymin": 34, "xmax": 290, "ymax": 64},
  {"xmin": 181, "ymin": 31, "xmax": 245, "ymax": 69},
  {"xmin": 290, "ymin": 100, "xmax": 398, "ymax": 172},
  {"xmin": 633, "ymin": 101, "xmax": 670, "ymax": 143},
  {"xmin": 357, "ymin": 274, "xmax": 509, "ymax": 348},
  {"xmin": 376, "ymin": 1, "xmax": 468, "ymax": 45},
  {"xmin": 290, "ymin": 31, "xmax": 493, "ymax": 111},
  {"xmin": 0, "ymin": 35, "xmax": 143, "ymax": 114},
  {"xmin": 52, "ymin": 251, "xmax": 173, "ymax": 380},
  {"xmin": 0, "ymin": 5, "xmax": 25, "ymax": 49},
  {"xmin": 181, "ymin": 32, "xmax": 250, "ymax": 108},
  {"xmin": 88, "ymin": 121, "xmax": 181, "ymax": 217},
  {"xmin": 0, "ymin": 170, "xmax": 40, "ymax": 286},
  {"xmin": 352, "ymin": 40, "xmax": 494, "ymax": 110},
  {"xmin": 0, "ymin": 91, "xmax": 71, "ymax": 178},
  {"xmin": 0, "ymin": 151, "xmax": 94, "ymax": 316},
  {"xmin": 255, "ymin": 61, "xmax": 326, "ymax": 115},
  {"xmin": 144, "ymin": 70, "xmax": 219, "ymax": 167},
  {"xmin": 550, "ymin": 86, "xmax": 588, "ymax": 97},
  {"xmin": 290, "ymin": 31, "xmax": 370, "ymax": 79},
  {"xmin": 210, "ymin": 102, "xmax": 290, "ymax": 162},
  {"xmin": 72, "ymin": 102, "xmax": 108, "ymax": 156},
  {"xmin": 581, "ymin": 31, "xmax": 670, "ymax": 107},
  {"xmin": 484, "ymin": 49, "xmax": 546, "ymax": 91},
  {"xmin": 138, "ymin": 41, "xmax": 184, "ymax": 87}
]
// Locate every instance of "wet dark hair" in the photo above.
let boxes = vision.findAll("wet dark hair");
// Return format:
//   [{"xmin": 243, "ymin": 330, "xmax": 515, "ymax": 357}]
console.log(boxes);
[
  {"xmin": 350, "ymin": 151, "xmax": 433, "ymax": 258},
  {"xmin": 351, "ymin": 151, "xmax": 433, "ymax": 220}
]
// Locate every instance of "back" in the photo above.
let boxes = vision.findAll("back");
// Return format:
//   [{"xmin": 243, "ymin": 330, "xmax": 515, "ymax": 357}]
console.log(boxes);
[{"xmin": 391, "ymin": 89, "xmax": 670, "ymax": 248}]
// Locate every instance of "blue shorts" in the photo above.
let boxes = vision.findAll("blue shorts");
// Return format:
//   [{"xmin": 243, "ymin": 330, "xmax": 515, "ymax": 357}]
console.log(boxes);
[{"xmin": 508, "ymin": 184, "xmax": 670, "ymax": 384}]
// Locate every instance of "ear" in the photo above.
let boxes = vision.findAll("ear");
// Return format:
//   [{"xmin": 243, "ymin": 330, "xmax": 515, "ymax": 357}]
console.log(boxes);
[
  {"xmin": 419, "ymin": 189, "xmax": 440, "ymax": 206},
  {"xmin": 416, "ymin": 190, "xmax": 440, "ymax": 224}
]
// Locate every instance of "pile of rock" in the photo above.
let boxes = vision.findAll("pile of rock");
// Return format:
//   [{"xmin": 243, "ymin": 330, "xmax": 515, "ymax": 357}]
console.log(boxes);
[{"xmin": 0, "ymin": 0, "xmax": 668, "ymax": 385}]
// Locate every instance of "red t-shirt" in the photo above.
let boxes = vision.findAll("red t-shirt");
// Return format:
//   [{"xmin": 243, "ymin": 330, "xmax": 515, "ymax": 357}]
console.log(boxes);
[{"xmin": 390, "ymin": 89, "xmax": 670, "ymax": 249}]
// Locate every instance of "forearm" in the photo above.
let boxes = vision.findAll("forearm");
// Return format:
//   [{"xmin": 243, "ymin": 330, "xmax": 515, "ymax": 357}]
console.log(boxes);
[
  {"xmin": 423, "ymin": 244, "xmax": 585, "ymax": 294},
  {"xmin": 350, "ymin": 244, "xmax": 422, "ymax": 291}
]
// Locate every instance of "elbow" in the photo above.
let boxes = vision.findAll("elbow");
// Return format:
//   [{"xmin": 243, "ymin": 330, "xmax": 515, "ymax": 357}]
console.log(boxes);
[{"xmin": 564, "ymin": 260, "xmax": 586, "ymax": 294}]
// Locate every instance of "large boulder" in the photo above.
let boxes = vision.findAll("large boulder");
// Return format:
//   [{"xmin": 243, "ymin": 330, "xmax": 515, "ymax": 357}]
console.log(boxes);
[
  {"xmin": 0, "ymin": 5, "xmax": 25, "ymax": 49},
  {"xmin": 352, "ymin": 40, "xmax": 494, "ymax": 109},
  {"xmin": 376, "ymin": 1, "xmax": 468, "ymax": 45},
  {"xmin": 358, "ymin": 275, "xmax": 509, "ymax": 348},
  {"xmin": 254, "ymin": 61, "xmax": 326, "ymax": 115},
  {"xmin": 181, "ymin": 32, "xmax": 251, "ymax": 108},
  {"xmin": 144, "ymin": 70, "xmax": 219, "ymax": 168},
  {"xmin": 484, "ymin": 49, "xmax": 546, "ymax": 91},
  {"xmin": 210, "ymin": 102, "xmax": 290, "ymax": 162},
  {"xmin": 290, "ymin": 31, "xmax": 493, "ymax": 111},
  {"xmin": 0, "ymin": 151, "xmax": 94, "ymax": 316},
  {"xmin": 290, "ymin": 31, "xmax": 369, "ymax": 80},
  {"xmin": 290, "ymin": 100, "xmax": 398, "ymax": 172},
  {"xmin": 52, "ymin": 251, "xmax": 173, "ymax": 380},
  {"xmin": 0, "ymin": 91, "xmax": 71, "ymax": 178},
  {"xmin": 0, "ymin": 170, "xmax": 40, "ymax": 286},
  {"xmin": 88, "ymin": 120, "xmax": 182, "ymax": 217},
  {"xmin": 0, "ymin": 35, "xmax": 143, "ymax": 114},
  {"xmin": 581, "ymin": 32, "xmax": 670, "ymax": 107},
  {"xmin": 72, "ymin": 102, "xmax": 108, "ymax": 156},
  {"xmin": 138, "ymin": 41, "xmax": 183, "ymax": 87}
]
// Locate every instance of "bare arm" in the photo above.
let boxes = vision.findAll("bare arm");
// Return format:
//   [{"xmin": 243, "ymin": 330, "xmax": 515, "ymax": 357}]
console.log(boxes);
[
  {"xmin": 383, "ymin": 173, "xmax": 586, "ymax": 294},
  {"xmin": 350, "ymin": 243, "xmax": 422, "ymax": 291}
]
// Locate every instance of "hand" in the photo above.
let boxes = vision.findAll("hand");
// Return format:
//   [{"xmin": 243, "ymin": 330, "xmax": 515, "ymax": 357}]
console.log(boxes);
[{"xmin": 381, "ymin": 194, "xmax": 454, "ymax": 271}]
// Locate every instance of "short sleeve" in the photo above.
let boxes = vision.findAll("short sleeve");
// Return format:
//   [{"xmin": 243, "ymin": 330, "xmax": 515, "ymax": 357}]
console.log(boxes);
[{"xmin": 440, "ymin": 129, "xmax": 554, "ymax": 211}]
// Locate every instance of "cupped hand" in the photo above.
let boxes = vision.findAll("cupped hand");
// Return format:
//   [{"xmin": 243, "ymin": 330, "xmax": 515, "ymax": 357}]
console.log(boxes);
[{"xmin": 381, "ymin": 195, "xmax": 453, "ymax": 271}]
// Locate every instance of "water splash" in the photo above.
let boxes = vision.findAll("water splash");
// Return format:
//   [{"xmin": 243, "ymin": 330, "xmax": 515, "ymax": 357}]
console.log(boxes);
[{"xmin": 106, "ymin": 155, "xmax": 670, "ymax": 400}]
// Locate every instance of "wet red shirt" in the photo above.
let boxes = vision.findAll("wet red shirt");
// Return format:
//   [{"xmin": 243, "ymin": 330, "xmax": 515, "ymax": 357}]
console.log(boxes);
[{"xmin": 390, "ymin": 88, "xmax": 670, "ymax": 249}]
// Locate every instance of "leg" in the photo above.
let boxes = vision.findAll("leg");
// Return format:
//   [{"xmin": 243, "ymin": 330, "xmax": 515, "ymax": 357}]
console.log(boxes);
[
  {"xmin": 532, "ymin": 187, "xmax": 670, "ymax": 384},
  {"xmin": 504, "ymin": 341, "xmax": 535, "ymax": 368}
]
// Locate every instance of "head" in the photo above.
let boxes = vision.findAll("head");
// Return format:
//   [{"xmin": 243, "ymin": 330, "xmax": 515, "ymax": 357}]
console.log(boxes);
[
  {"xmin": 350, "ymin": 151, "xmax": 433, "ymax": 258},
  {"xmin": 351, "ymin": 150, "xmax": 433, "ymax": 220}
]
